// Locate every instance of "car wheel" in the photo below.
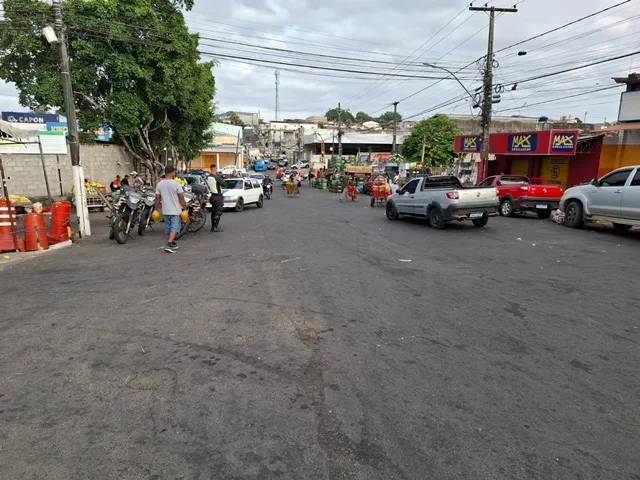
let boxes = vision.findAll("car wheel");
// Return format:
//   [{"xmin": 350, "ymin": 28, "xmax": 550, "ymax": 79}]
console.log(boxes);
[
  {"xmin": 500, "ymin": 199, "xmax": 514, "ymax": 217},
  {"xmin": 564, "ymin": 200, "xmax": 584, "ymax": 228},
  {"xmin": 235, "ymin": 198, "xmax": 245, "ymax": 212},
  {"xmin": 429, "ymin": 208, "xmax": 445, "ymax": 229},
  {"xmin": 536, "ymin": 209, "xmax": 552, "ymax": 220},
  {"xmin": 613, "ymin": 223, "xmax": 632, "ymax": 232},
  {"xmin": 257, "ymin": 195, "xmax": 264, "ymax": 208},
  {"xmin": 472, "ymin": 216, "xmax": 488, "ymax": 227},
  {"xmin": 386, "ymin": 202, "xmax": 399, "ymax": 220}
]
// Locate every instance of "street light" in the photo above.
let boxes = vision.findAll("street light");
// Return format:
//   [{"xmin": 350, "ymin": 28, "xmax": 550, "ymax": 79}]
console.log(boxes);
[{"xmin": 423, "ymin": 63, "xmax": 478, "ymax": 105}]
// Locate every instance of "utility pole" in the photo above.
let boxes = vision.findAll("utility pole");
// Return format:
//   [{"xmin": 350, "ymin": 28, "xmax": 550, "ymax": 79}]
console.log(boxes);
[
  {"xmin": 469, "ymin": 5, "xmax": 517, "ymax": 182},
  {"xmin": 420, "ymin": 134, "xmax": 426, "ymax": 165},
  {"xmin": 337, "ymin": 102, "xmax": 343, "ymax": 157},
  {"xmin": 274, "ymin": 70, "xmax": 280, "ymax": 121},
  {"xmin": 391, "ymin": 101, "xmax": 399, "ymax": 153},
  {"xmin": 52, "ymin": 0, "xmax": 91, "ymax": 236}
]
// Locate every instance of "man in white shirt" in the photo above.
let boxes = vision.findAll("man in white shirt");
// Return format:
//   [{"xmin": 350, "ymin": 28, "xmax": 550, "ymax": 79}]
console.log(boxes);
[{"xmin": 207, "ymin": 164, "xmax": 226, "ymax": 232}]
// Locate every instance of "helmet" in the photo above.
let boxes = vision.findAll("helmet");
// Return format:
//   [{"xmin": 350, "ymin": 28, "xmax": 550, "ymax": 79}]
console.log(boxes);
[
  {"xmin": 180, "ymin": 210, "xmax": 189, "ymax": 223},
  {"xmin": 130, "ymin": 171, "xmax": 138, "ymax": 177}
]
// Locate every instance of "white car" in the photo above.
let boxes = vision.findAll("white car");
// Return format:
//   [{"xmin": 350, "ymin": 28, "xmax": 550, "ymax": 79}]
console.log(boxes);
[
  {"xmin": 220, "ymin": 166, "xmax": 247, "ymax": 175},
  {"xmin": 249, "ymin": 173, "xmax": 265, "ymax": 185},
  {"xmin": 222, "ymin": 178, "xmax": 264, "ymax": 212},
  {"xmin": 291, "ymin": 163, "xmax": 309, "ymax": 170}
]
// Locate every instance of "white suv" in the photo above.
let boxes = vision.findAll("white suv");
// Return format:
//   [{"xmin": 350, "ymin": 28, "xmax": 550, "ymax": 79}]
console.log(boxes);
[{"xmin": 222, "ymin": 178, "xmax": 264, "ymax": 212}]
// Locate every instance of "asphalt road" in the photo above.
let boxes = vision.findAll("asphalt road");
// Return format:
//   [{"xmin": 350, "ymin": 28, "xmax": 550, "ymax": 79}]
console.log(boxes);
[{"xmin": 1, "ymin": 183, "xmax": 639, "ymax": 480}]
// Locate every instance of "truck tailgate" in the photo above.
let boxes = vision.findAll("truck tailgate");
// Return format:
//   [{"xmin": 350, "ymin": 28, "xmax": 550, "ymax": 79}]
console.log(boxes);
[
  {"xmin": 458, "ymin": 187, "xmax": 498, "ymax": 209},
  {"xmin": 527, "ymin": 185, "xmax": 563, "ymax": 198}
]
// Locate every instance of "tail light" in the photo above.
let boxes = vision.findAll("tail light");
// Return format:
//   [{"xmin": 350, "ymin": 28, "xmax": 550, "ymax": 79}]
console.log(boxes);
[
  {"xmin": 446, "ymin": 191, "xmax": 459, "ymax": 200},
  {"xmin": 519, "ymin": 186, "xmax": 528, "ymax": 191}
]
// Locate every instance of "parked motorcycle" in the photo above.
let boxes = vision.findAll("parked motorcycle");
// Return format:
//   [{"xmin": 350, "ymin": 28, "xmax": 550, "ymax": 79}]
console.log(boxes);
[
  {"xmin": 175, "ymin": 186, "xmax": 207, "ymax": 240},
  {"xmin": 137, "ymin": 189, "xmax": 157, "ymax": 236},
  {"xmin": 263, "ymin": 183, "xmax": 273, "ymax": 200},
  {"xmin": 110, "ymin": 187, "xmax": 144, "ymax": 244}
]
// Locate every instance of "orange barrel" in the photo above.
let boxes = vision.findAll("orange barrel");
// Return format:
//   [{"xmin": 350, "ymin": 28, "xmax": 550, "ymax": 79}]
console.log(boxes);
[
  {"xmin": 0, "ymin": 198, "xmax": 19, "ymax": 252},
  {"xmin": 47, "ymin": 200, "xmax": 71, "ymax": 244},
  {"xmin": 24, "ymin": 212, "xmax": 49, "ymax": 251}
]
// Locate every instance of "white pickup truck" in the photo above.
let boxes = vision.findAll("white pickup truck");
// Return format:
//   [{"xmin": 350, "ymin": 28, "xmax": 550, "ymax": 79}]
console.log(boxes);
[{"xmin": 386, "ymin": 175, "xmax": 499, "ymax": 228}]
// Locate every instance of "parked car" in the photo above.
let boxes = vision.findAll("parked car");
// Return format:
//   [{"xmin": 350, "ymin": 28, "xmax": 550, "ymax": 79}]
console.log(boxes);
[
  {"xmin": 222, "ymin": 177, "xmax": 264, "ymax": 212},
  {"xmin": 267, "ymin": 162, "xmax": 277, "ymax": 170},
  {"xmin": 291, "ymin": 162, "xmax": 309, "ymax": 170},
  {"xmin": 386, "ymin": 175, "xmax": 499, "ymax": 228},
  {"xmin": 477, "ymin": 174, "xmax": 563, "ymax": 219},
  {"xmin": 560, "ymin": 165, "xmax": 640, "ymax": 231},
  {"xmin": 278, "ymin": 159, "xmax": 288, "ymax": 167}
]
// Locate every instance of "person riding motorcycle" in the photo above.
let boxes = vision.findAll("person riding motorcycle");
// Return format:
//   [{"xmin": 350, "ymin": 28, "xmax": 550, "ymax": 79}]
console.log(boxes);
[{"xmin": 130, "ymin": 171, "xmax": 144, "ymax": 192}]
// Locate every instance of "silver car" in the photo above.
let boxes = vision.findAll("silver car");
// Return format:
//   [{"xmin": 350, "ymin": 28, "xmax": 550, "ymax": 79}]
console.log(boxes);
[{"xmin": 560, "ymin": 165, "xmax": 640, "ymax": 231}]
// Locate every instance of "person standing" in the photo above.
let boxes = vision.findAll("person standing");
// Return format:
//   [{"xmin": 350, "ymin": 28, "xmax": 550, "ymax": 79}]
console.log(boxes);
[
  {"xmin": 207, "ymin": 164, "xmax": 226, "ymax": 232},
  {"xmin": 121, "ymin": 174, "xmax": 131, "ymax": 187},
  {"xmin": 154, "ymin": 165, "xmax": 187, "ymax": 253},
  {"xmin": 339, "ymin": 171, "xmax": 350, "ymax": 202}
]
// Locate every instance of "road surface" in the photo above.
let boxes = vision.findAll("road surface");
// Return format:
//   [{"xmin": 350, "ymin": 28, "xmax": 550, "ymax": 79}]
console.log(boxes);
[{"xmin": 1, "ymin": 184, "xmax": 639, "ymax": 479}]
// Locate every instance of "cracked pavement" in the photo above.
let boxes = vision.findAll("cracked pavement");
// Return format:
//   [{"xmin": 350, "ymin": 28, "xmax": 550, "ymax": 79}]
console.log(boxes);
[{"xmin": 1, "ymin": 184, "xmax": 639, "ymax": 479}]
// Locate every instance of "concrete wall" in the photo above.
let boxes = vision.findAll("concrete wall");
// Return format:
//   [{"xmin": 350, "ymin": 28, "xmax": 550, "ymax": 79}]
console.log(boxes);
[{"xmin": 1, "ymin": 143, "xmax": 134, "ymax": 199}]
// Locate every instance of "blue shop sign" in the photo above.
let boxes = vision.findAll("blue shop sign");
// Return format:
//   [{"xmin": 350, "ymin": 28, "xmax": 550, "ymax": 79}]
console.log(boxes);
[{"xmin": 2, "ymin": 111, "xmax": 60, "ymax": 124}]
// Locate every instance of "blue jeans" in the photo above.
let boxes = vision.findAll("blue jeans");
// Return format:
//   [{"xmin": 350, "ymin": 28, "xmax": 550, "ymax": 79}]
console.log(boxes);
[{"xmin": 164, "ymin": 215, "xmax": 181, "ymax": 236}]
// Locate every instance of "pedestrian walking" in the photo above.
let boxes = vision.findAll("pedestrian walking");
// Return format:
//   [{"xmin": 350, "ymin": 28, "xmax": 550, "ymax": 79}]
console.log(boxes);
[
  {"xmin": 154, "ymin": 165, "xmax": 187, "ymax": 253},
  {"xmin": 292, "ymin": 172, "xmax": 300, "ymax": 197},
  {"xmin": 207, "ymin": 164, "xmax": 226, "ymax": 232},
  {"xmin": 339, "ymin": 172, "xmax": 351, "ymax": 202}
]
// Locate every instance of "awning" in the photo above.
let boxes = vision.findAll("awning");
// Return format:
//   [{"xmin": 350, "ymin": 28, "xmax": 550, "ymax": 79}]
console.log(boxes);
[{"xmin": 0, "ymin": 119, "xmax": 42, "ymax": 139}]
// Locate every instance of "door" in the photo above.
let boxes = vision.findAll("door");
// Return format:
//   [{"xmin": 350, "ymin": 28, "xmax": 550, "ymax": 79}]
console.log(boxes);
[
  {"xmin": 395, "ymin": 179, "xmax": 420, "ymax": 214},
  {"xmin": 541, "ymin": 156, "xmax": 569, "ymax": 189},
  {"xmin": 510, "ymin": 158, "xmax": 529, "ymax": 176},
  {"xmin": 243, "ymin": 180, "xmax": 256, "ymax": 203},
  {"xmin": 620, "ymin": 168, "xmax": 640, "ymax": 220},
  {"xmin": 589, "ymin": 169, "xmax": 632, "ymax": 217},
  {"xmin": 251, "ymin": 179, "xmax": 262, "ymax": 201}
]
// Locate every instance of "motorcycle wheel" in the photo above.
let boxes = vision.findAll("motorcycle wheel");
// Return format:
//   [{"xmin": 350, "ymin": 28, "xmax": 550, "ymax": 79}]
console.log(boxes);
[
  {"xmin": 174, "ymin": 217, "xmax": 191, "ymax": 240},
  {"xmin": 265, "ymin": 189, "xmax": 271, "ymax": 200},
  {"xmin": 114, "ymin": 213, "xmax": 130, "ymax": 244},
  {"xmin": 138, "ymin": 210, "xmax": 149, "ymax": 236},
  {"xmin": 190, "ymin": 210, "xmax": 206, "ymax": 233}
]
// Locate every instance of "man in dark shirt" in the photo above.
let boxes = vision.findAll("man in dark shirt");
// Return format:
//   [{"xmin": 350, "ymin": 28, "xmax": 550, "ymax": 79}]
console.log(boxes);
[
  {"xmin": 339, "ymin": 172, "xmax": 351, "ymax": 202},
  {"xmin": 207, "ymin": 164, "xmax": 226, "ymax": 232}
]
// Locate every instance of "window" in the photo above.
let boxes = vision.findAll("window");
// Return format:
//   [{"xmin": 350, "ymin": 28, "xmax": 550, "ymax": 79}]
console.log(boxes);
[
  {"xmin": 251, "ymin": 179, "xmax": 261, "ymax": 188},
  {"xmin": 244, "ymin": 181, "xmax": 253, "ymax": 190},
  {"xmin": 600, "ymin": 170, "xmax": 631, "ymax": 187},
  {"xmin": 631, "ymin": 170, "xmax": 640, "ymax": 186},
  {"xmin": 500, "ymin": 176, "xmax": 529, "ymax": 185},
  {"xmin": 403, "ymin": 179, "xmax": 420, "ymax": 194},
  {"xmin": 423, "ymin": 176, "xmax": 460, "ymax": 189},
  {"xmin": 478, "ymin": 178, "xmax": 494, "ymax": 188}
]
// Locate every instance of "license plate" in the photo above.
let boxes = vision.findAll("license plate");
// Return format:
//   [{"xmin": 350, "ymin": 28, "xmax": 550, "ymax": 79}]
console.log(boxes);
[
  {"xmin": 536, "ymin": 204, "xmax": 549, "ymax": 209},
  {"xmin": 470, "ymin": 212, "xmax": 484, "ymax": 218}
]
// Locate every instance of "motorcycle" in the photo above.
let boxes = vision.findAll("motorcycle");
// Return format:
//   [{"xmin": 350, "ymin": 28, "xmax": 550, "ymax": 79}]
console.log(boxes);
[
  {"xmin": 137, "ymin": 189, "xmax": 157, "ymax": 236},
  {"xmin": 175, "ymin": 185, "xmax": 207, "ymax": 240},
  {"xmin": 110, "ymin": 187, "xmax": 144, "ymax": 244},
  {"xmin": 263, "ymin": 183, "xmax": 273, "ymax": 200}
]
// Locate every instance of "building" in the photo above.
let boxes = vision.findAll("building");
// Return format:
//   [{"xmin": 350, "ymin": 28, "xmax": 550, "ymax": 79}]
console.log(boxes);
[
  {"xmin": 215, "ymin": 111, "xmax": 259, "ymax": 126},
  {"xmin": 189, "ymin": 123, "xmax": 243, "ymax": 170},
  {"xmin": 454, "ymin": 130, "xmax": 604, "ymax": 189},
  {"xmin": 302, "ymin": 130, "xmax": 404, "ymax": 167}
]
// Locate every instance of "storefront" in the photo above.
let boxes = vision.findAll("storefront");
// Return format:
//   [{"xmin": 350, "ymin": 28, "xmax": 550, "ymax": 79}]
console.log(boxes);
[{"xmin": 454, "ymin": 130, "xmax": 603, "ymax": 189}]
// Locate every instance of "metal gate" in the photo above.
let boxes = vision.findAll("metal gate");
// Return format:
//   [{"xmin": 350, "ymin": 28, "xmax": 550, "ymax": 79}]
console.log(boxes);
[
  {"xmin": 541, "ymin": 156, "xmax": 569, "ymax": 189},
  {"xmin": 510, "ymin": 158, "xmax": 529, "ymax": 176}
]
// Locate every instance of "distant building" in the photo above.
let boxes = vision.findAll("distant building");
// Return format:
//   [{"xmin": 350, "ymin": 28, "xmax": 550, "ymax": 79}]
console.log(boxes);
[
  {"xmin": 306, "ymin": 115, "xmax": 327, "ymax": 123},
  {"xmin": 215, "ymin": 111, "xmax": 259, "ymax": 126},
  {"xmin": 190, "ymin": 122, "xmax": 243, "ymax": 170}
]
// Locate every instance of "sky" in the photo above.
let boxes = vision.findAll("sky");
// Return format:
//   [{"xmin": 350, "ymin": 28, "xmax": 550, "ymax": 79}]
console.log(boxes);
[{"xmin": 1, "ymin": 0, "xmax": 639, "ymax": 124}]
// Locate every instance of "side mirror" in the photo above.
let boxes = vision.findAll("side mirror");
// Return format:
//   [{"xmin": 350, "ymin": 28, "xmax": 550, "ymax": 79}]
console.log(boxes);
[{"xmin": 590, "ymin": 179, "xmax": 600, "ymax": 187}]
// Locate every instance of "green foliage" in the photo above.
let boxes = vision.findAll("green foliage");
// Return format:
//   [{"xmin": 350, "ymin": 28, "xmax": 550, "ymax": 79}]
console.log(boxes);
[
  {"xmin": 225, "ymin": 111, "xmax": 245, "ymax": 127},
  {"xmin": 400, "ymin": 115, "xmax": 460, "ymax": 167},
  {"xmin": 0, "ymin": 0, "xmax": 215, "ymax": 181},
  {"xmin": 326, "ymin": 108, "xmax": 355, "ymax": 124},
  {"xmin": 377, "ymin": 111, "xmax": 402, "ymax": 126},
  {"xmin": 355, "ymin": 111, "xmax": 373, "ymax": 123}
]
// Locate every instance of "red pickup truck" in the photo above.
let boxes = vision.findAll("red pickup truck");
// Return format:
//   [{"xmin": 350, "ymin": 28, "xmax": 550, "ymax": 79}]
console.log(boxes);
[{"xmin": 477, "ymin": 175, "xmax": 563, "ymax": 219}]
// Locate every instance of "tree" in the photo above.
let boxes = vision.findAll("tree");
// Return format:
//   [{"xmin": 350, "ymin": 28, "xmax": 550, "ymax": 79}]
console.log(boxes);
[
  {"xmin": 0, "ymin": 0, "xmax": 215, "ymax": 183},
  {"xmin": 377, "ymin": 111, "xmax": 402, "ymax": 126},
  {"xmin": 400, "ymin": 115, "xmax": 460, "ymax": 167},
  {"xmin": 226, "ymin": 111, "xmax": 245, "ymax": 127},
  {"xmin": 355, "ymin": 111, "xmax": 373, "ymax": 123},
  {"xmin": 326, "ymin": 108, "xmax": 355, "ymax": 124}
]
